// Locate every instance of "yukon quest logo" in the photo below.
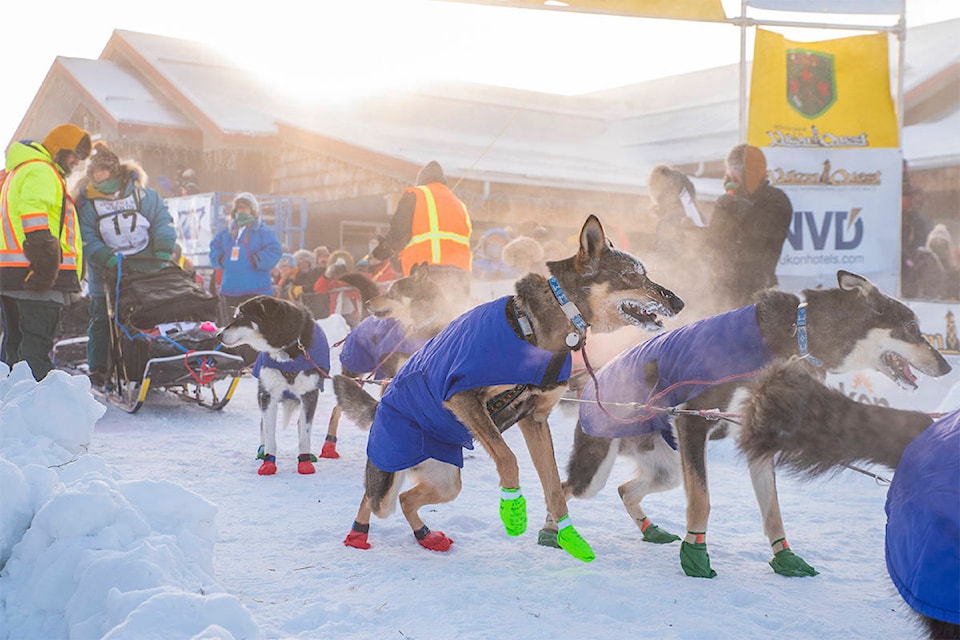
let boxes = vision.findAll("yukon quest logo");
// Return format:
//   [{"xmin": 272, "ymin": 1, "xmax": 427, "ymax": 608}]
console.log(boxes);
[
  {"xmin": 787, "ymin": 49, "xmax": 837, "ymax": 119},
  {"xmin": 788, "ymin": 209, "xmax": 864, "ymax": 251}
]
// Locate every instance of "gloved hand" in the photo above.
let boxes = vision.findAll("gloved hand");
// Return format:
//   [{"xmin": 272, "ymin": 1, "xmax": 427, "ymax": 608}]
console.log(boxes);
[
  {"xmin": 155, "ymin": 251, "xmax": 172, "ymax": 263},
  {"xmin": 105, "ymin": 255, "xmax": 119, "ymax": 269},
  {"xmin": 22, "ymin": 231, "xmax": 60, "ymax": 291}
]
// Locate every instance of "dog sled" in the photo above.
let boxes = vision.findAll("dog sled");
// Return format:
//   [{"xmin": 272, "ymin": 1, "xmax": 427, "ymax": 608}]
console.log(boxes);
[{"xmin": 55, "ymin": 262, "xmax": 244, "ymax": 413}]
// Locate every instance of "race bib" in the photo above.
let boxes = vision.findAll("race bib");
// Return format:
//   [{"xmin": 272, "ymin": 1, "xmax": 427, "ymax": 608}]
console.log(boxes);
[{"xmin": 94, "ymin": 195, "xmax": 152, "ymax": 256}]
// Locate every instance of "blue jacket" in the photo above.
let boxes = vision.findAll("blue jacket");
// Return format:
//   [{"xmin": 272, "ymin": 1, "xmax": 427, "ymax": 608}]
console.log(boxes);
[
  {"xmin": 339, "ymin": 316, "xmax": 426, "ymax": 379},
  {"xmin": 252, "ymin": 324, "xmax": 330, "ymax": 396},
  {"xmin": 579, "ymin": 305, "xmax": 771, "ymax": 448},
  {"xmin": 366, "ymin": 296, "xmax": 572, "ymax": 472},
  {"xmin": 209, "ymin": 218, "xmax": 282, "ymax": 297},
  {"xmin": 76, "ymin": 172, "xmax": 177, "ymax": 296},
  {"xmin": 885, "ymin": 409, "xmax": 959, "ymax": 626}
]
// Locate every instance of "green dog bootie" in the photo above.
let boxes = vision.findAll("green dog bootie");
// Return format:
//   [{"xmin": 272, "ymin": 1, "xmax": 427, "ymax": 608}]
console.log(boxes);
[
  {"xmin": 256, "ymin": 444, "xmax": 265, "ymax": 460},
  {"xmin": 556, "ymin": 516, "xmax": 595, "ymax": 562},
  {"xmin": 537, "ymin": 528, "xmax": 560, "ymax": 548},
  {"xmin": 642, "ymin": 523, "xmax": 681, "ymax": 544},
  {"xmin": 680, "ymin": 532, "xmax": 717, "ymax": 578},
  {"xmin": 769, "ymin": 539, "xmax": 818, "ymax": 577},
  {"xmin": 499, "ymin": 487, "xmax": 527, "ymax": 536}
]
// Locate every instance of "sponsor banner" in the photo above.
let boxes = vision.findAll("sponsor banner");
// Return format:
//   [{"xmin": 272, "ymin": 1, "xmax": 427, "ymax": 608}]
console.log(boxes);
[
  {"xmin": 166, "ymin": 194, "xmax": 217, "ymax": 267},
  {"xmin": 748, "ymin": 29, "xmax": 897, "ymax": 148},
  {"xmin": 827, "ymin": 300, "xmax": 960, "ymax": 413},
  {"xmin": 767, "ymin": 147, "xmax": 901, "ymax": 293}
]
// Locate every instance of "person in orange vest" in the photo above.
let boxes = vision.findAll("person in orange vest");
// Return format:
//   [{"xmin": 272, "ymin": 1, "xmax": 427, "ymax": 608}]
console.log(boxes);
[
  {"xmin": 0, "ymin": 123, "xmax": 91, "ymax": 380},
  {"xmin": 371, "ymin": 161, "xmax": 472, "ymax": 305}
]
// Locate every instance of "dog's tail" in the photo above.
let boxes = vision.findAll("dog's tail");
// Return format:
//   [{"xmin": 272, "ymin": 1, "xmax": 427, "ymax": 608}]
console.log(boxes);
[
  {"xmin": 739, "ymin": 360, "xmax": 932, "ymax": 477},
  {"xmin": 333, "ymin": 374, "xmax": 379, "ymax": 430},
  {"xmin": 338, "ymin": 272, "xmax": 381, "ymax": 303}
]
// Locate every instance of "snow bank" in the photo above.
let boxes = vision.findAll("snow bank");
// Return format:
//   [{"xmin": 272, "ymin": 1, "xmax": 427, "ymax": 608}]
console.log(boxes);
[{"xmin": 0, "ymin": 362, "xmax": 260, "ymax": 640}]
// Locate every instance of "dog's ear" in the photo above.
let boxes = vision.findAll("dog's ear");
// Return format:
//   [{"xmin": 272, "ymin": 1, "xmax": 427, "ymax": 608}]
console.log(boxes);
[
  {"xmin": 837, "ymin": 270, "xmax": 885, "ymax": 313},
  {"xmin": 410, "ymin": 262, "xmax": 430, "ymax": 281},
  {"xmin": 577, "ymin": 215, "xmax": 607, "ymax": 269},
  {"xmin": 837, "ymin": 270, "xmax": 878, "ymax": 297}
]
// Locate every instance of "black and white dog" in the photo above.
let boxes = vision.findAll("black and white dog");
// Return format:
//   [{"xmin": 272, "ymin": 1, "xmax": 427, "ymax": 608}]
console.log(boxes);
[
  {"xmin": 558, "ymin": 271, "xmax": 951, "ymax": 577},
  {"xmin": 219, "ymin": 296, "xmax": 330, "ymax": 475}
]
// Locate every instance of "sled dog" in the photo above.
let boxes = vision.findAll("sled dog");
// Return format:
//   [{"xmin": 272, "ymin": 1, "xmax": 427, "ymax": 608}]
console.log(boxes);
[
  {"xmin": 219, "ymin": 296, "xmax": 330, "ymax": 475},
  {"xmin": 336, "ymin": 215, "xmax": 684, "ymax": 560},
  {"xmin": 561, "ymin": 271, "xmax": 950, "ymax": 576}
]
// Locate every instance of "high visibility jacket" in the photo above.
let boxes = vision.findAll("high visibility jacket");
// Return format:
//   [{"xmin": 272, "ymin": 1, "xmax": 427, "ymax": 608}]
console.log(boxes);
[
  {"xmin": 398, "ymin": 183, "xmax": 472, "ymax": 275},
  {"xmin": 0, "ymin": 141, "xmax": 82, "ymax": 291}
]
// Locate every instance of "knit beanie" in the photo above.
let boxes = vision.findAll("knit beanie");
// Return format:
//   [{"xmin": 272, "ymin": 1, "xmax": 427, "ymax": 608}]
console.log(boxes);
[
  {"xmin": 727, "ymin": 144, "xmax": 768, "ymax": 195},
  {"xmin": 86, "ymin": 141, "xmax": 121, "ymax": 180},
  {"xmin": 42, "ymin": 124, "xmax": 92, "ymax": 160}
]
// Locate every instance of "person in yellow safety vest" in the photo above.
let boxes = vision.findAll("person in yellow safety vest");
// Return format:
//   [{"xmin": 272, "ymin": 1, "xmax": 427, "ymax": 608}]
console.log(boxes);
[
  {"xmin": 371, "ymin": 160, "xmax": 473, "ymax": 306},
  {"xmin": 0, "ymin": 123, "xmax": 91, "ymax": 380}
]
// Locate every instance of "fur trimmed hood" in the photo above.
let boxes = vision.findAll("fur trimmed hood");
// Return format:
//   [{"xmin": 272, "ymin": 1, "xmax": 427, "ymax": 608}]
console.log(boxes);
[{"xmin": 76, "ymin": 160, "xmax": 149, "ymax": 200}]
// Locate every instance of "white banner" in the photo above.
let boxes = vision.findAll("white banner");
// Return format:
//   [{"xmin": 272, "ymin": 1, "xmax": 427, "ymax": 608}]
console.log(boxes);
[
  {"xmin": 827, "ymin": 299, "xmax": 960, "ymax": 413},
  {"xmin": 166, "ymin": 194, "xmax": 217, "ymax": 267},
  {"xmin": 765, "ymin": 147, "xmax": 902, "ymax": 294},
  {"xmin": 746, "ymin": 0, "xmax": 902, "ymax": 15}
]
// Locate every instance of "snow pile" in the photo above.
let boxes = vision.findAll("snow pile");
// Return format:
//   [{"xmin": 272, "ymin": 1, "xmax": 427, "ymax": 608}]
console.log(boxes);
[{"xmin": 0, "ymin": 361, "xmax": 260, "ymax": 640}]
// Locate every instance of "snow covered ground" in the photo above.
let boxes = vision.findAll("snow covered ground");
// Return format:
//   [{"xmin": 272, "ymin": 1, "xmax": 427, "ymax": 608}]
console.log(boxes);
[{"xmin": 0, "ymin": 313, "xmax": 953, "ymax": 640}]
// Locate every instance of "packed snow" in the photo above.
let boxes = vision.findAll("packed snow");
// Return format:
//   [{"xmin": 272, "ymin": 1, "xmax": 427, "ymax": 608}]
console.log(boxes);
[{"xmin": 1, "ymin": 313, "xmax": 956, "ymax": 640}]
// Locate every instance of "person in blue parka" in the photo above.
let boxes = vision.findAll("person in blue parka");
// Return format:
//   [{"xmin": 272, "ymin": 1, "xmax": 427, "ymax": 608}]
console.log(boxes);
[
  {"xmin": 209, "ymin": 192, "xmax": 283, "ymax": 313},
  {"xmin": 885, "ymin": 408, "xmax": 959, "ymax": 638},
  {"xmin": 76, "ymin": 141, "xmax": 176, "ymax": 387}
]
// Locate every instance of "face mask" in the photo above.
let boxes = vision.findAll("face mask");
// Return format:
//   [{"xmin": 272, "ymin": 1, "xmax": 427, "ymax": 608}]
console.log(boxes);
[
  {"xmin": 94, "ymin": 177, "xmax": 122, "ymax": 194},
  {"xmin": 235, "ymin": 211, "xmax": 255, "ymax": 227}
]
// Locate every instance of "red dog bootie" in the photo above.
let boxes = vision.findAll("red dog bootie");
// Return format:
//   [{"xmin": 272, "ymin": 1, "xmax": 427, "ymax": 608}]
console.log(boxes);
[
  {"xmin": 415, "ymin": 526, "xmax": 453, "ymax": 552},
  {"xmin": 297, "ymin": 453, "xmax": 316, "ymax": 475},
  {"xmin": 344, "ymin": 521, "xmax": 371, "ymax": 549},
  {"xmin": 320, "ymin": 436, "xmax": 339, "ymax": 459},
  {"xmin": 258, "ymin": 455, "xmax": 277, "ymax": 476}
]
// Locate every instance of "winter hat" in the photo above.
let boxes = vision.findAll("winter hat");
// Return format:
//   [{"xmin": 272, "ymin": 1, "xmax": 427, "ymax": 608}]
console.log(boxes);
[
  {"xmin": 927, "ymin": 224, "xmax": 952, "ymax": 248},
  {"xmin": 86, "ymin": 141, "xmax": 121, "ymax": 180},
  {"xmin": 726, "ymin": 144, "xmax": 768, "ymax": 195},
  {"xmin": 502, "ymin": 236, "xmax": 544, "ymax": 270},
  {"xmin": 292, "ymin": 249, "xmax": 315, "ymax": 269},
  {"xmin": 276, "ymin": 253, "xmax": 295, "ymax": 269},
  {"xmin": 42, "ymin": 124, "xmax": 92, "ymax": 160},
  {"xmin": 232, "ymin": 192, "xmax": 260, "ymax": 216},
  {"xmin": 416, "ymin": 160, "xmax": 447, "ymax": 186}
]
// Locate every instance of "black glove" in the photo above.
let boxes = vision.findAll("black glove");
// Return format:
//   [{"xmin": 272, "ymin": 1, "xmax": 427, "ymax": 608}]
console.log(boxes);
[{"xmin": 22, "ymin": 231, "xmax": 61, "ymax": 291}]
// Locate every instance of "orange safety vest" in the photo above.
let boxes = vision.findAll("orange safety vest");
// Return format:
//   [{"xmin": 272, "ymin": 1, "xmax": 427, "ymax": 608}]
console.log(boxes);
[
  {"xmin": 398, "ymin": 183, "xmax": 472, "ymax": 276},
  {"xmin": 0, "ymin": 159, "xmax": 81, "ymax": 280}
]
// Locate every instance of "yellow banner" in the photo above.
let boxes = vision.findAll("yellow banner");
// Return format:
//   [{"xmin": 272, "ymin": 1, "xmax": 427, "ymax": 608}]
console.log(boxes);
[
  {"xmin": 748, "ymin": 29, "xmax": 898, "ymax": 148},
  {"xmin": 440, "ymin": 1, "xmax": 728, "ymax": 22}
]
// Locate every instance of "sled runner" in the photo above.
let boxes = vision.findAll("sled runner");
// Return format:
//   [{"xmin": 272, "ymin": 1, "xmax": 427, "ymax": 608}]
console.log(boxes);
[{"xmin": 56, "ymin": 262, "xmax": 245, "ymax": 413}]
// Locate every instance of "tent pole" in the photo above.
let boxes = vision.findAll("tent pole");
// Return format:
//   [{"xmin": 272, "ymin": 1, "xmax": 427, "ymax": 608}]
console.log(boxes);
[{"xmin": 739, "ymin": 0, "xmax": 748, "ymax": 143}]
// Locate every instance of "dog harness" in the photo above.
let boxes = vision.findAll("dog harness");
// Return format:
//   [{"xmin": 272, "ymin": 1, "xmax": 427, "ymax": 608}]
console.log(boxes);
[
  {"xmin": 366, "ymin": 296, "xmax": 572, "ymax": 472},
  {"xmin": 252, "ymin": 323, "xmax": 330, "ymax": 394},
  {"xmin": 579, "ymin": 305, "xmax": 771, "ymax": 448},
  {"xmin": 885, "ymin": 409, "xmax": 959, "ymax": 626},
  {"xmin": 339, "ymin": 316, "xmax": 426, "ymax": 379}
]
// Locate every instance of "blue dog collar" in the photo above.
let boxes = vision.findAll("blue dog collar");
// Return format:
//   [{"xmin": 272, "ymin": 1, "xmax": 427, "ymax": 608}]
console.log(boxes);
[
  {"xmin": 548, "ymin": 276, "xmax": 589, "ymax": 348},
  {"xmin": 795, "ymin": 302, "xmax": 823, "ymax": 368}
]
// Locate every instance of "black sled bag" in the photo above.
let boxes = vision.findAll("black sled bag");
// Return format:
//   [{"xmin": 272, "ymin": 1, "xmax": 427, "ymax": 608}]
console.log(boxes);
[{"xmin": 113, "ymin": 266, "xmax": 219, "ymax": 328}]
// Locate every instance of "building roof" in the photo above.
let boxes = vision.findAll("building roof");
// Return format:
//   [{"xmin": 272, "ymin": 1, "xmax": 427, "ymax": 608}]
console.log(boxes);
[
  {"xmin": 24, "ymin": 19, "xmax": 958, "ymax": 191},
  {"xmin": 57, "ymin": 57, "xmax": 191, "ymax": 130}
]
